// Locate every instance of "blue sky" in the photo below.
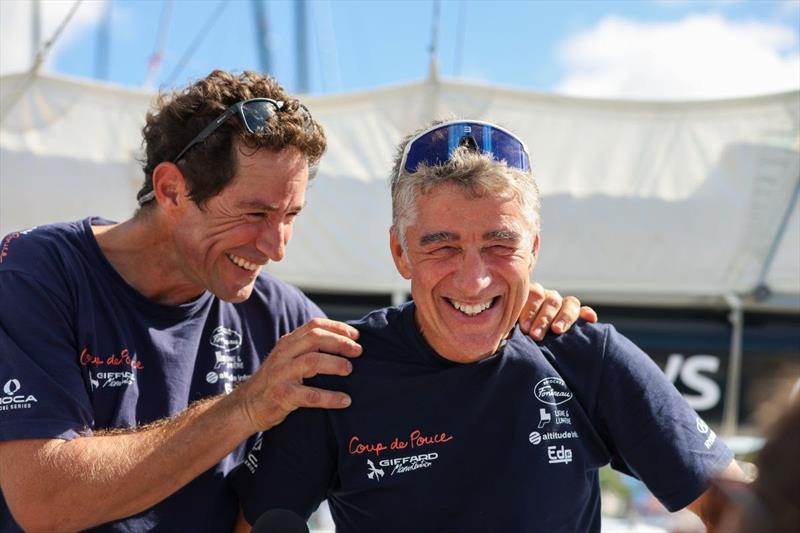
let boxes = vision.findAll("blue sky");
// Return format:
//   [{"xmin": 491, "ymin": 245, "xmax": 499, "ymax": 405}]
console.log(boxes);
[{"xmin": 1, "ymin": 0, "xmax": 799, "ymax": 99}]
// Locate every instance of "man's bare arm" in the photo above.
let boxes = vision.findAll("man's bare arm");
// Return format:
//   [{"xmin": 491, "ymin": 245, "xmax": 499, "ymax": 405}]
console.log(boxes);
[
  {"xmin": 686, "ymin": 458, "xmax": 748, "ymax": 530},
  {"xmin": 0, "ymin": 318, "xmax": 360, "ymax": 531}
]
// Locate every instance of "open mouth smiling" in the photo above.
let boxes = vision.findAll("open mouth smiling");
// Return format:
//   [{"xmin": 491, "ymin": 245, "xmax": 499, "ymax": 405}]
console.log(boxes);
[
  {"xmin": 446, "ymin": 297, "xmax": 498, "ymax": 317},
  {"xmin": 226, "ymin": 253, "xmax": 263, "ymax": 272}
]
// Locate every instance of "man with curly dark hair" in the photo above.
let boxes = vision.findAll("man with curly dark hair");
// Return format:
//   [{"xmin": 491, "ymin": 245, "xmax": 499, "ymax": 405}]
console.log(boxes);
[{"xmin": 0, "ymin": 71, "xmax": 591, "ymax": 531}]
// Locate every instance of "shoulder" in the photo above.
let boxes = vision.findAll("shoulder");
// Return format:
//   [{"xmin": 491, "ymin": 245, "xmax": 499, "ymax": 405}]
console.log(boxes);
[
  {"xmin": 541, "ymin": 320, "xmax": 612, "ymax": 350},
  {"xmin": 0, "ymin": 219, "xmax": 106, "ymax": 304},
  {"xmin": 247, "ymin": 271, "xmax": 325, "ymax": 323},
  {"xmin": 535, "ymin": 320, "xmax": 613, "ymax": 369},
  {"xmin": 345, "ymin": 304, "xmax": 412, "ymax": 362},
  {"xmin": 0, "ymin": 219, "xmax": 91, "ymax": 273},
  {"xmin": 539, "ymin": 320, "xmax": 648, "ymax": 366},
  {"xmin": 348, "ymin": 304, "xmax": 405, "ymax": 340}
]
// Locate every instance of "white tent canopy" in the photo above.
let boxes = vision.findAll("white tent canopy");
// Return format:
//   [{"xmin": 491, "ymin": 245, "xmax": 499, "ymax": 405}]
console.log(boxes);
[{"xmin": 2, "ymin": 72, "xmax": 798, "ymax": 311}]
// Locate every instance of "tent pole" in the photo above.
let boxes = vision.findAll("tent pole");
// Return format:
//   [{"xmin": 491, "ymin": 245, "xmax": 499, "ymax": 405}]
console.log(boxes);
[{"xmin": 721, "ymin": 294, "xmax": 743, "ymax": 437}]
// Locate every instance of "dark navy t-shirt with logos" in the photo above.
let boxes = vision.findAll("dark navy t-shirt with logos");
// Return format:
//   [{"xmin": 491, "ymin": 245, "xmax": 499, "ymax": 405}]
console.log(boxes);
[
  {"xmin": 231, "ymin": 302, "xmax": 733, "ymax": 533},
  {"xmin": 0, "ymin": 218, "xmax": 323, "ymax": 532}
]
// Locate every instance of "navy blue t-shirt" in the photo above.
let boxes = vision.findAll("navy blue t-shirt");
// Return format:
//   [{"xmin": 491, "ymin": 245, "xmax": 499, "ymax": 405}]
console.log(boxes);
[
  {"xmin": 230, "ymin": 302, "xmax": 733, "ymax": 532},
  {"xmin": 0, "ymin": 218, "xmax": 324, "ymax": 532}
]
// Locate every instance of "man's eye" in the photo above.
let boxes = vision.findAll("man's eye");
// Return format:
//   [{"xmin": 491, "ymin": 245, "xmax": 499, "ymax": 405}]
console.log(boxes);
[
  {"xmin": 488, "ymin": 245, "xmax": 516, "ymax": 255},
  {"xmin": 244, "ymin": 213, "xmax": 264, "ymax": 222},
  {"xmin": 430, "ymin": 246, "xmax": 458, "ymax": 256}
]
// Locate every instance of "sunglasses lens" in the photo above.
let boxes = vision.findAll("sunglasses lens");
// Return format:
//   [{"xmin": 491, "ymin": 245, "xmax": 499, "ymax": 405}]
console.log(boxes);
[
  {"xmin": 403, "ymin": 124, "xmax": 454, "ymax": 173},
  {"xmin": 403, "ymin": 122, "xmax": 529, "ymax": 174},
  {"xmin": 240, "ymin": 100, "xmax": 280, "ymax": 134},
  {"xmin": 487, "ymin": 127, "xmax": 530, "ymax": 172}
]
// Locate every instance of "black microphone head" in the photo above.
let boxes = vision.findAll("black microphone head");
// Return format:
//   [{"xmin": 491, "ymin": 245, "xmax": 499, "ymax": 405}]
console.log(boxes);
[{"xmin": 251, "ymin": 508, "xmax": 309, "ymax": 533}]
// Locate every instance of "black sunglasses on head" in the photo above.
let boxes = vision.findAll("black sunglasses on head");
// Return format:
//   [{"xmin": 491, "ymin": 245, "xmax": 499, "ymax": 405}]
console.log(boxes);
[{"xmin": 138, "ymin": 98, "xmax": 313, "ymax": 206}]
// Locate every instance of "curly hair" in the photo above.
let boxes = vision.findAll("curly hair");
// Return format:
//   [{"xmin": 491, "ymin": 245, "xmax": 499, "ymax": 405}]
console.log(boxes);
[{"xmin": 137, "ymin": 70, "xmax": 327, "ymax": 207}]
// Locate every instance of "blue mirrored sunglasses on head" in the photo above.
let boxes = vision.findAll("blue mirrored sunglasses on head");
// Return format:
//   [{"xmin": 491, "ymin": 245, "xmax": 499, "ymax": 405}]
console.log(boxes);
[
  {"xmin": 399, "ymin": 120, "xmax": 530, "ymax": 178},
  {"xmin": 138, "ymin": 98, "xmax": 312, "ymax": 206}
]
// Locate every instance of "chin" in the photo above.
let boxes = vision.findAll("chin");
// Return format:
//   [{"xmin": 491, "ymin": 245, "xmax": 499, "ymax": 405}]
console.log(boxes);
[{"xmin": 216, "ymin": 285, "xmax": 255, "ymax": 303}]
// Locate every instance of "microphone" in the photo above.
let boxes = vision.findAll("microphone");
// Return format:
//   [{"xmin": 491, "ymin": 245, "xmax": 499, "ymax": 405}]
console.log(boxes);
[{"xmin": 251, "ymin": 508, "xmax": 309, "ymax": 533}]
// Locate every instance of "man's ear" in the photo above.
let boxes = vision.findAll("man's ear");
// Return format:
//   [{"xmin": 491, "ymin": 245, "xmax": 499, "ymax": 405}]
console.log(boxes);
[
  {"xmin": 390, "ymin": 228, "xmax": 412, "ymax": 280},
  {"xmin": 529, "ymin": 234, "xmax": 540, "ymax": 273},
  {"xmin": 151, "ymin": 162, "xmax": 188, "ymax": 216}
]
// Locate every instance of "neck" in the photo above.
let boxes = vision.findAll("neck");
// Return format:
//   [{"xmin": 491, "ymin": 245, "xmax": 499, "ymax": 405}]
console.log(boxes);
[{"xmin": 93, "ymin": 211, "xmax": 204, "ymax": 305}]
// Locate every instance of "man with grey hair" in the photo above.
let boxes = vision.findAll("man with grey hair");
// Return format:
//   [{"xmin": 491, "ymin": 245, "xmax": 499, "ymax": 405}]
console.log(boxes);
[{"xmin": 230, "ymin": 120, "xmax": 741, "ymax": 532}]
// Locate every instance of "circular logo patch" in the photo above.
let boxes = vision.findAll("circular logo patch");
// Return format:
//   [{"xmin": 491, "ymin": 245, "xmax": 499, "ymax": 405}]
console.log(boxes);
[
  {"xmin": 528, "ymin": 431, "xmax": 542, "ymax": 445},
  {"xmin": 534, "ymin": 377, "xmax": 573, "ymax": 405}
]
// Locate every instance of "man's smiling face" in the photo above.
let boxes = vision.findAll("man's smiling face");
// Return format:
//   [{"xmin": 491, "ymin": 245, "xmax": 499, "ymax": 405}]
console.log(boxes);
[
  {"xmin": 391, "ymin": 183, "xmax": 538, "ymax": 363},
  {"xmin": 170, "ymin": 145, "xmax": 308, "ymax": 303}
]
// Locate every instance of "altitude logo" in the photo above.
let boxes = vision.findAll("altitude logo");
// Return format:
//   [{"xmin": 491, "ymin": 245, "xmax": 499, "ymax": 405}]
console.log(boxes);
[
  {"xmin": 528, "ymin": 430, "xmax": 578, "ymax": 446},
  {"xmin": 1, "ymin": 379, "xmax": 38, "ymax": 411}
]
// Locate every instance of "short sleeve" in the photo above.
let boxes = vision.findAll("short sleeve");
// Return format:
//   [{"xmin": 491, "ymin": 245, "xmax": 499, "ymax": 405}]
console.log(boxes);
[
  {"xmin": 596, "ymin": 325, "xmax": 734, "ymax": 511},
  {"xmin": 0, "ymin": 271, "xmax": 94, "ymax": 441},
  {"xmin": 228, "ymin": 405, "xmax": 336, "ymax": 524}
]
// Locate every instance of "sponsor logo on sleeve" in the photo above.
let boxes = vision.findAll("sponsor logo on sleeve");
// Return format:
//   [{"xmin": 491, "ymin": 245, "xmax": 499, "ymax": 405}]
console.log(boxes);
[
  {"xmin": 534, "ymin": 377, "xmax": 573, "ymax": 405},
  {"xmin": 1, "ymin": 378, "xmax": 38, "ymax": 411},
  {"xmin": 243, "ymin": 435, "xmax": 263, "ymax": 474},
  {"xmin": 696, "ymin": 416, "xmax": 717, "ymax": 449}
]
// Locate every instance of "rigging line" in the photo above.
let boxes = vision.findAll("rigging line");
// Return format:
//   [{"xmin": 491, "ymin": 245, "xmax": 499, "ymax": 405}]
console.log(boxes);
[
  {"xmin": 144, "ymin": 0, "xmax": 175, "ymax": 87},
  {"xmin": 34, "ymin": 0, "xmax": 85, "ymax": 71},
  {"xmin": 1, "ymin": 0, "xmax": 85, "ymax": 123},
  {"xmin": 162, "ymin": 0, "xmax": 229, "ymax": 88}
]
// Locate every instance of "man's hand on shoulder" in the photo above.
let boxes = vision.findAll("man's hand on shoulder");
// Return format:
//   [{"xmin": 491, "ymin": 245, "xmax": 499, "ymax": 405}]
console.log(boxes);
[
  {"xmin": 232, "ymin": 318, "xmax": 362, "ymax": 433},
  {"xmin": 519, "ymin": 282, "xmax": 598, "ymax": 341}
]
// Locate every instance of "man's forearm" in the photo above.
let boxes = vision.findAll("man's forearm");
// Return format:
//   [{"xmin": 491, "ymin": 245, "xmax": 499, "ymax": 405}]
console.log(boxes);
[{"xmin": 0, "ymin": 392, "xmax": 254, "ymax": 531}]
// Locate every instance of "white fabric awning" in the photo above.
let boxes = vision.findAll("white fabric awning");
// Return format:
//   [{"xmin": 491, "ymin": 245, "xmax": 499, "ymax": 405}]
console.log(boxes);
[{"xmin": 2, "ymin": 72, "xmax": 798, "ymax": 310}]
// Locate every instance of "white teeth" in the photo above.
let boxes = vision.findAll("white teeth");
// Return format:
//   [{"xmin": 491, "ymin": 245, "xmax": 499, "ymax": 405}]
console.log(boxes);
[
  {"xmin": 449, "ymin": 299, "xmax": 493, "ymax": 316},
  {"xmin": 227, "ymin": 253, "xmax": 259, "ymax": 272}
]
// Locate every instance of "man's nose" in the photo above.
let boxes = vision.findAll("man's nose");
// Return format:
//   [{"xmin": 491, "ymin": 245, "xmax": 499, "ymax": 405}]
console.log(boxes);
[
  {"xmin": 255, "ymin": 220, "xmax": 287, "ymax": 262},
  {"xmin": 452, "ymin": 250, "xmax": 491, "ymax": 295}
]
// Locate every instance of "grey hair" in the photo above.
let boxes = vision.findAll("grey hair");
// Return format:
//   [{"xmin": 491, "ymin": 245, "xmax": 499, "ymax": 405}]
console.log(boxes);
[{"xmin": 389, "ymin": 121, "xmax": 541, "ymax": 250}]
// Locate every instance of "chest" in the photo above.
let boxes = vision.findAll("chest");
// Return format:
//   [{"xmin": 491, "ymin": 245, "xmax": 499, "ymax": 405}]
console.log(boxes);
[
  {"xmin": 73, "ymin": 298, "xmax": 269, "ymax": 428},
  {"xmin": 325, "ymin": 360, "xmax": 610, "ymax": 531}
]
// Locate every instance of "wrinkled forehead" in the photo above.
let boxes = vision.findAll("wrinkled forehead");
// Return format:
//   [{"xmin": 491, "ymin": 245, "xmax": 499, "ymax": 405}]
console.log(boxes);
[{"xmin": 413, "ymin": 184, "xmax": 536, "ymax": 239}]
